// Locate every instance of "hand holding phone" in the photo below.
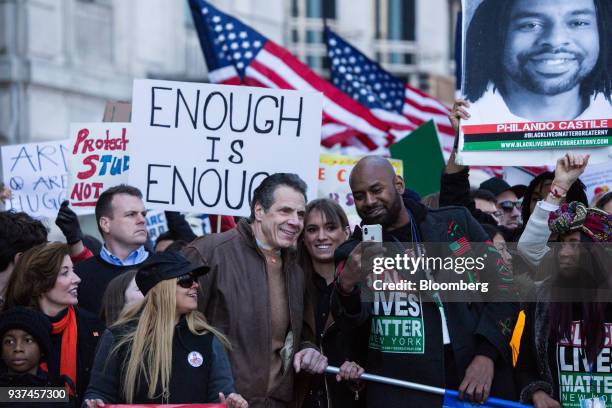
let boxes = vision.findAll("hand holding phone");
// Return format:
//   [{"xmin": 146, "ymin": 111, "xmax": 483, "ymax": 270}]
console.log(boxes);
[{"xmin": 362, "ymin": 224, "xmax": 382, "ymax": 242}]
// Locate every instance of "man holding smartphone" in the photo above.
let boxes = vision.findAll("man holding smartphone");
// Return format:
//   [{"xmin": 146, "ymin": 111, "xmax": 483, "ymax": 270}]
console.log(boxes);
[{"xmin": 331, "ymin": 156, "xmax": 518, "ymax": 406}]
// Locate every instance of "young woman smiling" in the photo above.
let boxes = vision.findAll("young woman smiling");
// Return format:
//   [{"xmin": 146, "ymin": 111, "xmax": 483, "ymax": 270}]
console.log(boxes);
[
  {"xmin": 298, "ymin": 199, "xmax": 366, "ymax": 408},
  {"xmin": 3, "ymin": 242, "xmax": 105, "ymax": 406},
  {"xmin": 83, "ymin": 252, "xmax": 247, "ymax": 407}
]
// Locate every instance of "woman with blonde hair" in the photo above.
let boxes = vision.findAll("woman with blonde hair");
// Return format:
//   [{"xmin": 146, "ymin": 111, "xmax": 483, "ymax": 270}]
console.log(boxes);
[{"xmin": 84, "ymin": 252, "xmax": 247, "ymax": 407}]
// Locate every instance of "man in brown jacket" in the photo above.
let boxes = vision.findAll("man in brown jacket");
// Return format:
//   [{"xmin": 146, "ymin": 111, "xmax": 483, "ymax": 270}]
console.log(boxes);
[{"xmin": 183, "ymin": 173, "xmax": 327, "ymax": 408}]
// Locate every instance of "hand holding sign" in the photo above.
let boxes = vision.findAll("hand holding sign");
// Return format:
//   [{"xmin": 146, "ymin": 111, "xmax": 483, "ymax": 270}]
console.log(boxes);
[
  {"xmin": 554, "ymin": 153, "xmax": 590, "ymax": 191},
  {"xmin": 55, "ymin": 200, "xmax": 84, "ymax": 244}
]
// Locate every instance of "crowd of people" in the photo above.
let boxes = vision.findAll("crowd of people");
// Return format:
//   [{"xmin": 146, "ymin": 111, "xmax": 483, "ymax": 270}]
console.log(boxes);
[{"xmin": 1, "ymin": 102, "xmax": 611, "ymax": 408}]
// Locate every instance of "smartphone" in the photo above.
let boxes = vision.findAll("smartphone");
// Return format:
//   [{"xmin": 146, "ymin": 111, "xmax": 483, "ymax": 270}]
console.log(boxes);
[{"xmin": 362, "ymin": 224, "xmax": 383, "ymax": 242}]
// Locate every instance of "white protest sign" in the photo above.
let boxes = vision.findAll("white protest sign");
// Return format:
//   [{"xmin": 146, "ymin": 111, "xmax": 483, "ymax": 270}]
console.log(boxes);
[
  {"xmin": 129, "ymin": 79, "xmax": 322, "ymax": 215},
  {"xmin": 1, "ymin": 140, "xmax": 70, "ymax": 218},
  {"xmin": 146, "ymin": 210, "xmax": 168, "ymax": 245},
  {"xmin": 318, "ymin": 153, "xmax": 403, "ymax": 228},
  {"xmin": 67, "ymin": 123, "xmax": 130, "ymax": 211},
  {"xmin": 581, "ymin": 162, "xmax": 612, "ymax": 205},
  {"xmin": 458, "ymin": 0, "xmax": 612, "ymax": 166}
]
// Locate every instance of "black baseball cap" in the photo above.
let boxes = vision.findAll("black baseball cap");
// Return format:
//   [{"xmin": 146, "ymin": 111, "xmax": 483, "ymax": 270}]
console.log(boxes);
[
  {"xmin": 136, "ymin": 252, "xmax": 209, "ymax": 295},
  {"xmin": 479, "ymin": 177, "xmax": 526, "ymax": 199}
]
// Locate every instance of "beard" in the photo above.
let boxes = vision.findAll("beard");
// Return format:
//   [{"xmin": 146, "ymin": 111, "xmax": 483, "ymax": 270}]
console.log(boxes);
[{"xmin": 359, "ymin": 193, "xmax": 404, "ymax": 228}]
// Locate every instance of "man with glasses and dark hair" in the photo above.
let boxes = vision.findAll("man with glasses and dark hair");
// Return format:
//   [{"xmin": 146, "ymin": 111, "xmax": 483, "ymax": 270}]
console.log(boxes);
[{"xmin": 479, "ymin": 178, "xmax": 526, "ymax": 231}]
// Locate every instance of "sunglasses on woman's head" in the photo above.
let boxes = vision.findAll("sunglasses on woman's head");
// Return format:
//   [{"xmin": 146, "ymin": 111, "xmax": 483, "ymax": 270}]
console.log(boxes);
[{"xmin": 177, "ymin": 273, "xmax": 197, "ymax": 289}]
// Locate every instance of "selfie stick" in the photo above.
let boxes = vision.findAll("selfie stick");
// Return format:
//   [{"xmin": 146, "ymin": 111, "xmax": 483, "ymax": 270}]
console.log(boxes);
[{"xmin": 325, "ymin": 366, "xmax": 532, "ymax": 407}]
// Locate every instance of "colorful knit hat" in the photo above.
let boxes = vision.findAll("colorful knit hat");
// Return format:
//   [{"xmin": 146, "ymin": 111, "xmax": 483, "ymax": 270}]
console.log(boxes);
[{"xmin": 548, "ymin": 201, "xmax": 612, "ymax": 242}]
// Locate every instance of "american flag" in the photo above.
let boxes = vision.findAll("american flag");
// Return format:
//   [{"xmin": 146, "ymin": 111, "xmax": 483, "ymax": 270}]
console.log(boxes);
[
  {"xmin": 188, "ymin": 0, "xmax": 393, "ymax": 151},
  {"xmin": 325, "ymin": 28, "xmax": 456, "ymax": 156}
]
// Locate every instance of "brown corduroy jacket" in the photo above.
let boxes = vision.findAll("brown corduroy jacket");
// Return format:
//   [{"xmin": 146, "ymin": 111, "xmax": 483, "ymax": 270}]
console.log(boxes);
[{"xmin": 183, "ymin": 219, "xmax": 316, "ymax": 408}]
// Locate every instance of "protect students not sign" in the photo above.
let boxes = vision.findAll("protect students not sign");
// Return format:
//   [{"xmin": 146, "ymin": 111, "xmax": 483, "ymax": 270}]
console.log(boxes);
[
  {"xmin": 129, "ymin": 79, "xmax": 323, "ymax": 216},
  {"xmin": 68, "ymin": 123, "xmax": 131, "ymax": 210}
]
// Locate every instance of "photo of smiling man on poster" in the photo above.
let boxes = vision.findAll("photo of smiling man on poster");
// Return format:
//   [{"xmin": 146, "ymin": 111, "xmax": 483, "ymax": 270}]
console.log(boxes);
[{"xmin": 457, "ymin": 0, "xmax": 612, "ymax": 164}]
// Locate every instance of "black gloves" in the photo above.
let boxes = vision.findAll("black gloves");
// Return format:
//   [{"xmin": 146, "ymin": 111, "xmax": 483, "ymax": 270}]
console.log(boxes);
[{"xmin": 55, "ymin": 200, "xmax": 83, "ymax": 245}]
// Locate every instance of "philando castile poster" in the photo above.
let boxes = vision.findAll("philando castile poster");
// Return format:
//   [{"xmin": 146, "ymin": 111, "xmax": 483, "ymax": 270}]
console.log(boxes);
[
  {"xmin": 128, "ymin": 79, "xmax": 322, "ymax": 215},
  {"xmin": 457, "ymin": 0, "xmax": 612, "ymax": 166}
]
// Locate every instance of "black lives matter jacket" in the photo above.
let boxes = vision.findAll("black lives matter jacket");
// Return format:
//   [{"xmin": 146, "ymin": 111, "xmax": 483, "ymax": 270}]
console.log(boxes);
[{"xmin": 331, "ymin": 197, "xmax": 519, "ymax": 406}]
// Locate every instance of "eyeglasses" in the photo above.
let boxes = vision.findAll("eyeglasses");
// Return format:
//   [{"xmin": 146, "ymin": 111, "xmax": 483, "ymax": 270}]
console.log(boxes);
[
  {"xmin": 499, "ymin": 200, "xmax": 521, "ymax": 212},
  {"xmin": 177, "ymin": 273, "xmax": 197, "ymax": 289}
]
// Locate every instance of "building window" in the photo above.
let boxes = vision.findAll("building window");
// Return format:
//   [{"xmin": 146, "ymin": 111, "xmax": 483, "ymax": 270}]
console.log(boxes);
[
  {"xmin": 374, "ymin": 0, "xmax": 417, "ymax": 80},
  {"xmin": 288, "ymin": 0, "xmax": 336, "ymax": 76}
]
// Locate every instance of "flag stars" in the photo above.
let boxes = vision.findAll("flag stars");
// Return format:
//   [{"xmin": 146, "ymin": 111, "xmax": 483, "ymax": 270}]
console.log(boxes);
[
  {"xmin": 215, "ymin": 25, "xmax": 222, "ymax": 32},
  {"xmin": 202, "ymin": 7, "xmax": 208, "ymax": 15},
  {"xmin": 239, "ymin": 31, "xmax": 247, "ymax": 39},
  {"xmin": 228, "ymin": 32, "xmax": 236, "ymax": 40},
  {"xmin": 225, "ymin": 23, "xmax": 234, "ymax": 30},
  {"xmin": 253, "ymin": 40, "xmax": 262, "ymax": 47},
  {"xmin": 230, "ymin": 42, "xmax": 239, "ymax": 50},
  {"xmin": 212, "ymin": 15, "xmax": 220, "ymax": 23},
  {"xmin": 242, "ymin": 41, "xmax": 250, "ymax": 48}
]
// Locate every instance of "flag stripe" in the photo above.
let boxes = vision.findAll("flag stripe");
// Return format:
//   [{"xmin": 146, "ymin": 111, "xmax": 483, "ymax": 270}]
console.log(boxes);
[{"xmin": 256, "ymin": 44, "xmax": 389, "ymax": 137}]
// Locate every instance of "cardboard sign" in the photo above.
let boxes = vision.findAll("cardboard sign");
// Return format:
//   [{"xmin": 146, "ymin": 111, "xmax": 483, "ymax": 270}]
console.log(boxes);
[
  {"xmin": 457, "ymin": 0, "xmax": 612, "ymax": 166},
  {"xmin": 581, "ymin": 162, "xmax": 612, "ymax": 205},
  {"xmin": 146, "ymin": 210, "xmax": 169, "ymax": 245},
  {"xmin": 318, "ymin": 153, "xmax": 403, "ymax": 227},
  {"xmin": 68, "ymin": 123, "xmax": 131, "ymax": 210},
  {"xmin": 1, "ymin": 140, "xmax": 70, "ymax": 218},
  {"xmin": 129, "ymin": 80, "xmax": 322, "ymax": 215}
]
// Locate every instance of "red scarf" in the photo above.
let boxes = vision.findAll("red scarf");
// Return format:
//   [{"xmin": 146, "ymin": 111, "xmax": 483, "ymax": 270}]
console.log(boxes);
[{"xmin": 40, "ymin": 306, "xmax": 78, "ymax": 395}]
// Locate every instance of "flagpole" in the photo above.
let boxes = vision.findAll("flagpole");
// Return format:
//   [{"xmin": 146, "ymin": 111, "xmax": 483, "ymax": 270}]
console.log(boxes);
[{"xmin": 324, "ymin": 366, "xmax": 533, "ymax": 408}]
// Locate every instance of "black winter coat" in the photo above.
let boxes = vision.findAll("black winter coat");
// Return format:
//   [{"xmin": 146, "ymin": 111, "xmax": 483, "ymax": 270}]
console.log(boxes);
[
  {"xmin": 84, "ymin": 317, "xmax": 235, "ymax": 404},
  {"xmin": 45, "ymin": 307, "xmax": 105, "ymax": 407},
  {"xmin": 331, "ymin": 198, "xmax": 519, "ymax": 406}
]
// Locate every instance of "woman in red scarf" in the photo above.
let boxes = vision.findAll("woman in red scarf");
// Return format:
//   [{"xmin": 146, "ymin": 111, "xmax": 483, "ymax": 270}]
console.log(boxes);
[{"xmin": 3, "ymin": 242, "xmax": 105, "ymax": 406}]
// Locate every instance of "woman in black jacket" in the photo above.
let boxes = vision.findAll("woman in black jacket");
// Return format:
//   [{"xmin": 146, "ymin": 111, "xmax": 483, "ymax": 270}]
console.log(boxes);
[
  {"xmin": 298, "ymin": 199, "xmax": 367, "ymax": 408},
  {"xmin": 3, "ymin": 242, "xmax": 105, "ymax": 406},
  {"xmin": 516, "ymin": 203, "xmax": 612, "ymax": 408},
  {"xmin": 83, "ymin": 251, "xmax": 247, "ymax": 407}
]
